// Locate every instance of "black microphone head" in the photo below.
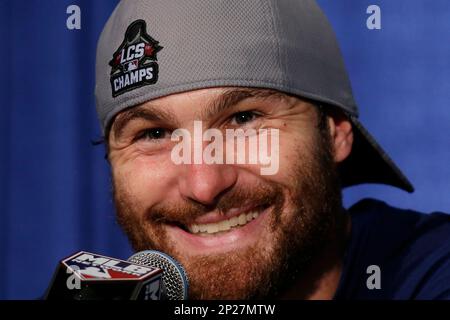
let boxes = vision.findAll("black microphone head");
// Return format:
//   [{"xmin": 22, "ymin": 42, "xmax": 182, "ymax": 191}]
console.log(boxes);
[{"xmin": 128, "ymin": 250, "xmax": 189, "ymax": 300}]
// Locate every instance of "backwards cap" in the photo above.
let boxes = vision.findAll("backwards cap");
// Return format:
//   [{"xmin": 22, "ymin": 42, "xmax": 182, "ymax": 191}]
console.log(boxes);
[{"xmin": 95, "ymin": 0, "xmax": 414, "ymax": 192}]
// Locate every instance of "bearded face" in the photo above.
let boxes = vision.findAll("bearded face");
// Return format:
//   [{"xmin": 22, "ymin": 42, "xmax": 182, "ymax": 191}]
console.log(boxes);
[{"xmin": 108, "ymin": 88, "xmax": 348, "ymax": 299}]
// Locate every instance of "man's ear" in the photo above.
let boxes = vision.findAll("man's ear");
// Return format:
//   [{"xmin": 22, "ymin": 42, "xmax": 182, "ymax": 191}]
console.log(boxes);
[{"xmin": 326, "ymin": 111, "xmax": 354, "ymax": 164}]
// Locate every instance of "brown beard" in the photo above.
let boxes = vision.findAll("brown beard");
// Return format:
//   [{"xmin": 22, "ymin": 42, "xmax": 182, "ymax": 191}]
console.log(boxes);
[{"xmin": 113, "ymin": 126, "xmax": 344, "ymax": 299}]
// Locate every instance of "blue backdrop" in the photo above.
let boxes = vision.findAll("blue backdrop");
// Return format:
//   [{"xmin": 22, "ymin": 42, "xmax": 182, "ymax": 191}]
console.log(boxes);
[{"xmin": 1, "ymin": 0, "xmax": 449, "ymax": 299}]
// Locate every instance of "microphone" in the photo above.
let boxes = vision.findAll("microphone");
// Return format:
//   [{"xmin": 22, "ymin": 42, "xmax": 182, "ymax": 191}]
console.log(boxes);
[
  {"xmin": 128, "ymin": 250, "xmax": 189, "ymax": 300},
  {"xmin": 45, "ymin": 250, "xmax": 189, "ymax": 300}
]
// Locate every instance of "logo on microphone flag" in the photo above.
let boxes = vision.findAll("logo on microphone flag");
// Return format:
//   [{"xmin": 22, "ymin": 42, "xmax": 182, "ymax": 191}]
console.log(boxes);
[{"xmin": 63, "ymin": 251, "xmax": 160, "ymax": 281}]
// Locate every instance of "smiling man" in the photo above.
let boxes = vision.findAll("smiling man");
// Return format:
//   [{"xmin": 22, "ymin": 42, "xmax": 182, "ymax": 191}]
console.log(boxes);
[{"xmin": 95, "ymin": 0, "xmax": 450, "ymax": 299}]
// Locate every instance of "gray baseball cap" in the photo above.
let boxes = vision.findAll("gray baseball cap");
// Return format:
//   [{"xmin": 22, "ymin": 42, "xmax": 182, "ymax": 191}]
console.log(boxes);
[{"xmin": 95, "ymin": 0, "xmax": 414, "ymax": 192}]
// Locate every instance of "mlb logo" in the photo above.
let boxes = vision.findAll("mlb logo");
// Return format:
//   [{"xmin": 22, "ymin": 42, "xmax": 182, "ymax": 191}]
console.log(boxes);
[
  {"xmin": 124, "ymin": 59, "xmax": 139, "ymax": 72},
  {"xmin": 63, "ymin": 251, "xmax": 158, "ymax": 281}
]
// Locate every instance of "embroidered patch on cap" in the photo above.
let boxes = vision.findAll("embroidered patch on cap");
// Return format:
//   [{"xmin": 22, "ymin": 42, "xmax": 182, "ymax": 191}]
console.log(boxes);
[{"xmin": 109, "ymin": 20, "xmax": 163, "ymax": 97}]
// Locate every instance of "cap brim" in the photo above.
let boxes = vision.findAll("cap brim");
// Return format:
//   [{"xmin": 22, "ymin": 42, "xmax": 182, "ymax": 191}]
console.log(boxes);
[{"xmin": 339, "ymin": 116, "xmax": 414, "ymax": 193}]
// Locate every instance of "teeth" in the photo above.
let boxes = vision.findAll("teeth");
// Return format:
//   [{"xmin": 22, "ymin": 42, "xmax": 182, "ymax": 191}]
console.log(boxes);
[
  {"xmin": 218, "ymin": 220, "xmax": 231, "ymax": 231},
  {"xmin": 238, "ymin": 214, "xmax": 247, "ymax": 225},
  {"xmin": 188, "ymin": 211, "xmax": 260, "ymax": 235},
  {"xmin": 206, "ymin": 224, "xmax": 219, "ymax": 234}
]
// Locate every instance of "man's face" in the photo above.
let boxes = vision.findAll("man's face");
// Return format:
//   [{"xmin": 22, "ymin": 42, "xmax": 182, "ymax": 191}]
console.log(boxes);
[{"xmin": 108, "ymin": 87, "xmax": 344, "ymax": 299}]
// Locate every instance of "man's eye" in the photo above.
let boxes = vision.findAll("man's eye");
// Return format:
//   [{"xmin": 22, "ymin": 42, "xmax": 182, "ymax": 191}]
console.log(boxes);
[
  {"xmin": 230, "ymin": 111, "xmax": 259, "ymax": 125},
  {"xmin": 136, "ymin": 128, "xmax": 168, "ymax": 141}
]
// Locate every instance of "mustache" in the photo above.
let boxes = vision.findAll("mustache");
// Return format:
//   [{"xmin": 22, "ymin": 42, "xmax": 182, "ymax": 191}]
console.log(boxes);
[{"xmin": 147, "ymin": 182, "xmax": 285, "ymax": 226}]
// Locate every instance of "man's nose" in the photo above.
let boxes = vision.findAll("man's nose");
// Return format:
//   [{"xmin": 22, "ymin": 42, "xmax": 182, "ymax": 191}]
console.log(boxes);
[{"xmin": 178, "ymin": 163, "xmax": 238, "ymax": 206}]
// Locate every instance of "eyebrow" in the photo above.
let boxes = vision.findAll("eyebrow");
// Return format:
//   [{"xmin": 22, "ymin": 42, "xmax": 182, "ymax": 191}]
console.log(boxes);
[
  {"xmin": 111, "ymin": 88, "xmax": 289, "ymax": 140},
  {"xmin": 201, "ymin": 88, "xmax": 288, "ymax": 120},
  {"xmin": 112, "ymin": 104, "xmax": 178, "ymax": 140}
]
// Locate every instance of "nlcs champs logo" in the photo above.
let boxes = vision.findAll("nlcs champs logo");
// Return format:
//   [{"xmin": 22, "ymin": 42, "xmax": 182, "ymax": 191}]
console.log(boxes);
[{"xmin": 109, "ymin": 19, "xmax": 163, "ymax": 97}]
